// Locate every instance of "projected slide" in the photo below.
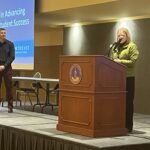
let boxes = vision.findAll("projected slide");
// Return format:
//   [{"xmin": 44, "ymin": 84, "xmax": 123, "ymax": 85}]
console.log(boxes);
[{"xmin": 0, "ymin": 0, "xmax": 35, "ymax": 70}]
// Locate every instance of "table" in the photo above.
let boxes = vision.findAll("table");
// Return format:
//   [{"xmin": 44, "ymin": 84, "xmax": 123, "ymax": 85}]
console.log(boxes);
[{"xmin": 12, "ymin": 76, "xmax": 59, "ymax": 112}]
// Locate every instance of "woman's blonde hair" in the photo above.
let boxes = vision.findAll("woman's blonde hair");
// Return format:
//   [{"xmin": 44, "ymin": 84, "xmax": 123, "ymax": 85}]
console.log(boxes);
[{"xmin": 117, "ymin": 27, "xmax": 131, "ymax": 43}]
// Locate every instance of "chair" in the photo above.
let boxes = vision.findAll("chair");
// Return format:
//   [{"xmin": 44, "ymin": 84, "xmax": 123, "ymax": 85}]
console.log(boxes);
[
  {"xmin": 33, "ymin": 72, "xmax": 41, "ymax": 78},
  {"xmin": 41, "ymin": 83, "xmax": 59, "ymax": 112},
  {"xmin": 49, "ymin": 83, "xmax": 59, "ymax": 111},
  {"xmin": 14, "ymin": 72, "xmax": 43, "ymax": 109}
]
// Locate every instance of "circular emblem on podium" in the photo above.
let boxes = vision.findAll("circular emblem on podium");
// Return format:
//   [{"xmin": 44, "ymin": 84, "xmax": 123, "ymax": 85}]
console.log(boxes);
[{"xmin": 69, "ymin": 64, "xmax": 82, "ymax": 84}]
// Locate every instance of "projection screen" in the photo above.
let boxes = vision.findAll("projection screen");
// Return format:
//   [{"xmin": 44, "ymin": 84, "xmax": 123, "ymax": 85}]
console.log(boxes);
[{"xmin": 0, "ymin": 0, "xmax": 35, "ymax": 70}]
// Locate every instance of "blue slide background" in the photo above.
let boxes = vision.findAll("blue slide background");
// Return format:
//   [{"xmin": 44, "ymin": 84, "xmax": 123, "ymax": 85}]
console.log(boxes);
[{"xmin": 0, "ymin": 0, "xmax": 35, "ymax": 67}]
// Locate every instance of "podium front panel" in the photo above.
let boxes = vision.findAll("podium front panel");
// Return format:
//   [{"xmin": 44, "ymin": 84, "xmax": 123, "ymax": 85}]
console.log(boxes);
[
  {"xmin": 59, "ymin": 92, "xmax": 93, "ymax": 128},
  {"xmin": 60, "ymin": 56, "xmax": 95, "ymax": 92}
]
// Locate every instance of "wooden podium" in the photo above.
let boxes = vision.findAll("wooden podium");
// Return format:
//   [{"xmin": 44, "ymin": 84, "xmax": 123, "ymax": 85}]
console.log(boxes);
[{"xmin": 57, "ymin": 55, "xmax": 127, "ymax": 137}]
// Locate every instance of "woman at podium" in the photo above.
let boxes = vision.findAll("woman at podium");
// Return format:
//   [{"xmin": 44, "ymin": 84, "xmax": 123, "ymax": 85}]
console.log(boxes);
[{"xmin": 109, "ymin": 27, "xmax": 139, "ymax": 133}]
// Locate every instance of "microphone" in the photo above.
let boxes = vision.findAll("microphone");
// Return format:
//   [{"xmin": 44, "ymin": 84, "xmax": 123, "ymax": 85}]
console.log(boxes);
[
  {"xmin": 113, "ymin": 38, "xmax": 122, "ymax": 50},
  {"xmin": 106, "ymin": 39, "xmax": 122, "ymax": 57},
  {"xmin": 116, "ymin": 38, "xmax": 122, "ymax": 44}
]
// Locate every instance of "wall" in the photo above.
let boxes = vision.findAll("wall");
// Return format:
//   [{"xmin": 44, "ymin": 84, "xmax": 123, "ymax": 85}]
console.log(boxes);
[
  {"xmin": 63, "ymin": 18, "xmax": 150, "ymax": 114},
  {"xmin": 37, "ymin": 0, "xmax": 114, "ymax": 12},
  {"xmin": 63, "ymin": 23, "xmax": 116, "ymax": 55},
  {"xmin": 35, "ymin": 28, "xmax": 63, "ymax": 46}
]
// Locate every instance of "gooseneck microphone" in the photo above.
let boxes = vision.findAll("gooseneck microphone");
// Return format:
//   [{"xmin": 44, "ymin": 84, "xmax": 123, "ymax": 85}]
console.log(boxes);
[
  {"xmin": 105, "ymin": 39, "xmax": 122, "ymax": 57},
  {"xmin": 113, "ymin": 38, "xmax": 122, "ymax": 50}
]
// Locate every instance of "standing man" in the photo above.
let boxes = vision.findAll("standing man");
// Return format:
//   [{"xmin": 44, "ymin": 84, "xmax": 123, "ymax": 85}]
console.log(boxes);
[
  {"xmin": 0, "ymin": 28, "xmax": 15, "ymax": 113},
  {"xmin": 109, "ymin": 27, "xmax": 139, "ymax": 133}
]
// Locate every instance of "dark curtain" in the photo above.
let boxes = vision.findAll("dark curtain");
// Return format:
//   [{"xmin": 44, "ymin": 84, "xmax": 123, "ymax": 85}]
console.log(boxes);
[{"xmin": 0, "ymin": 125, "xmax": 96, "ymax": 150}]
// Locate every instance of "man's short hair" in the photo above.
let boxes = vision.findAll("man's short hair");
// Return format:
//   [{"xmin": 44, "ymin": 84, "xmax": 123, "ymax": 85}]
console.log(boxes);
[{"xmin": 0, "ymin": 28, "xmax": 6, "ymax": 31}]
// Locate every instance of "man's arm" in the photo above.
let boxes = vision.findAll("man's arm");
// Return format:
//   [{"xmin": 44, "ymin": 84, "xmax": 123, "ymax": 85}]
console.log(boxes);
[{"xmin": 4, "ymin": 41, "xmax": 15, "ymax": 68}]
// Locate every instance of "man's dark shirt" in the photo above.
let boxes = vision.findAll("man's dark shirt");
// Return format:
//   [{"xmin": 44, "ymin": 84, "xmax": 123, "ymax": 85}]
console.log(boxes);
[{"xmin": 0, "ymin": 39, "xmax": 15, "ymax": 68}]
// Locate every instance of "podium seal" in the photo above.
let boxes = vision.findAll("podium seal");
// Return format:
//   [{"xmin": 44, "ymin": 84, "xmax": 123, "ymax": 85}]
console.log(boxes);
[{"xmin": 69, "ymin": 64, "xmax": 82, "ymax": 84}]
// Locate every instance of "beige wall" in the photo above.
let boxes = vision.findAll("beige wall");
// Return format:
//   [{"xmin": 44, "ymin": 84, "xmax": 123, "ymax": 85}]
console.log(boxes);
[
  {"xmin": 37, "ymin": 0, "xmax": 115, "ymax": 12},
  {"xmin": 35, "ymin": 28, "xmax": 63, "ymax": 46}
]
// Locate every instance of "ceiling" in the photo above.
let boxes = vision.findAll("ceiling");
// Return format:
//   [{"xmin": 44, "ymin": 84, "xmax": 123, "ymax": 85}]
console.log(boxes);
[{"xmin": 35, "ymin": 0, "xmax": 150, "ymax": 29}]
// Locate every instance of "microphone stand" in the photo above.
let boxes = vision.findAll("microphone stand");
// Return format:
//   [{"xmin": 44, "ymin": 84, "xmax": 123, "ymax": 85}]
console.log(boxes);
[{"xmin": 105, "ymin": 43, "xmax": 116, "ymax": 57}]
